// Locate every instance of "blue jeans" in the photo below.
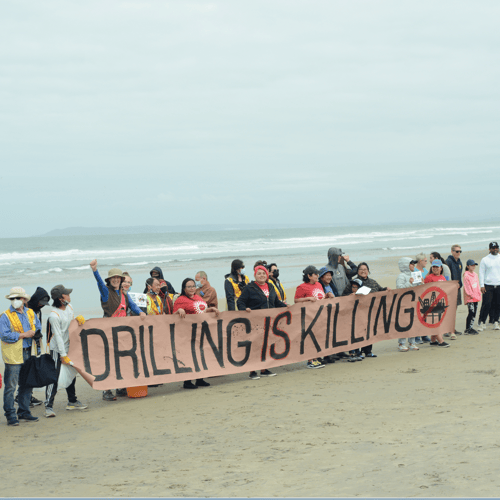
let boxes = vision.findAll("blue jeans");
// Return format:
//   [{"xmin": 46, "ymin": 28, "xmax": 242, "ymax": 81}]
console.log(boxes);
[{"xmin": 3, "ymin": 348, "xmax": 33, "ymax": 422}]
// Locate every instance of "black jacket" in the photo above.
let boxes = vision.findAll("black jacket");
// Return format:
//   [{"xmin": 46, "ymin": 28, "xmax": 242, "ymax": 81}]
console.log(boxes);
[
  {"xmin": 237, "ymin": 282, "xmax": 287, "ymax": 311},
  {"xmin": 27, "ymin": 287, "xmax": 50, "ymax": 340},
  {"xmin": 446, "ymin": 255, "xmax": 463, "ymax": 288},
  {"xmin": 143, "ymin": 266, "xmax": 176, "ymax": 295}
]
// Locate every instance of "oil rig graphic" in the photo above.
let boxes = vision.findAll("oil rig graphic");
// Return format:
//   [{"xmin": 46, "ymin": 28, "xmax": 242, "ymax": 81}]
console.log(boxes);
[{"xmin": 419, "ymin": 291, "xmax": 448, "ymax": 324}]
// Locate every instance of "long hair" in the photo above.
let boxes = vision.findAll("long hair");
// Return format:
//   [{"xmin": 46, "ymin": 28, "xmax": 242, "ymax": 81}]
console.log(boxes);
[
  {"xmin": 231, "ymin": 259, "xmax": 244, "ymax": 275},
  {"xmin": 180, "ymin": 278, "xmax": 196, "ymax": 297}
]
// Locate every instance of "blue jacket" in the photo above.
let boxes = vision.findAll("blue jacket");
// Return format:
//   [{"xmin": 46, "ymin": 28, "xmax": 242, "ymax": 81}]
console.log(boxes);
[{"xmin": 446, "ymin": 255, "xmax": 463, "ymax": 288}]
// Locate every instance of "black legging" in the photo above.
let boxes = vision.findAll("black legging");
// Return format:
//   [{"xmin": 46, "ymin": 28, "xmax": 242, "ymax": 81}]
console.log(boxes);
[{"xmin": 466, "ymin": 302, "xmax": 478, "ymax": 330}]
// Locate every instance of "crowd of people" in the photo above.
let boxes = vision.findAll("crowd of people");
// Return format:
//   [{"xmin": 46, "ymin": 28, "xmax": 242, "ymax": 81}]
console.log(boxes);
[{"xmin": 2, "ymin": 242, "xmax": 500, "ymax": 427}]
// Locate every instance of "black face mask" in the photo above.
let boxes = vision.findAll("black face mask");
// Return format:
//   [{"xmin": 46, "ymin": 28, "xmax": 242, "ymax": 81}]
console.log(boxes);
[{"xmin": 272, "ymin": 269, "xmax": 279, "ymax": 279}]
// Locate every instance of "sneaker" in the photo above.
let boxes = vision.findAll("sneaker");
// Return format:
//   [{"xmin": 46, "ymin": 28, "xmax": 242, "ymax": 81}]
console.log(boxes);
[
  {"xmin": 477, "ymin": 322, "xmax": 485, "ymax": 332},
  {"xmin": 18, "ymin": 414, "xmax": 39, "ymax": 422},
  {"xmin": 249, "ymin": 371, "xmax": 260, "ymax": 379},
  {"xmin": 307, "ymin": 360, "xmax": 324, "ymax": 369},
  {"xmin": 195, "ymin": 378, "xmax": 210, "ymax": 387},
  {"xmin": 30, "ymin": 396, "xmax": 43, "ymax": 407},
  {"xmin": 260, "ymin": 369, "xmax": 277, "ymax": 377},
  {"xmin": 183, "ymin": 381, "xmax": 198, "ymax": 389},
  {"xmin": 495, "ymin": 322, "xmax": 500, "ymax": 331},
  {"xmin": 364, "ymin": 353, "xmax": 377, "ymax": 358},
  {"xmin": 408, "ymin": 343, "xmax": 419, "ymax": 350},
  {"xmin": 323, "ymin": 355, "xmax": 336, "ymax": 364},
  {"xmin": 102, "ymin": 390, "xmax": 117, "ymax": 401},
  {"xmin": 455, "ymin": 330, "xmax": 462, "ymax": 335},
  {"xmin": 337, "ymin": 352, "xmax": 350, "ymax": 359},
  {"xmin": 7, "ymin": 419, "xmax": 19, "ymax": 426},
  {"xmin": 347, "ymin": 356, "xmax": 358, "ymax": 362},
  {"xmin": 429, "ymin": 341, "xmax": 439, "ymax": 346},
  {"xmin": 66, "ymin": 401, "xmax": 88, "ymax": 410},
  {"xmin": 438, "ymin": 342, "xmax": 450, "ymax": 348},
  {"xmin": 468, "ymin": 328, "xmax": 479, "ymax": 335},
  {"xmin": 398, "ymin": 343, "xmax": 409, "ymax": 352},
  {"xmin": 45, "ymin": 407, "xmax": 56, "ymax": 418},
  {"xmin": 421, "ymin": 336, "xmax": 431, "ymax": 342},
  {"xmin": 115, "ymin": 388, "xmax": 128, "ymax": 397}
]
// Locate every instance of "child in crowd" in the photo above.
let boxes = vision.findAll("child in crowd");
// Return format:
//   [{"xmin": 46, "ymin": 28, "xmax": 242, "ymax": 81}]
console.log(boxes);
[
  {"xmin": 463, "ymin": 259, "xmax": 481, "ymax": 334},
  {"xmin": 423, "ymin": 260, "xmax": 450, "ymax": 347}
]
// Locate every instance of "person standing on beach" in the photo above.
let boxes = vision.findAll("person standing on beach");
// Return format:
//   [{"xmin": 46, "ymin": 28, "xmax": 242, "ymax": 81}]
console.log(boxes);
[
  {"xmin": 174, "ymin": 278, "xmax": 220, "ymax": 389},
  {"xmin": 463, "ymin": 259, "xmax": 481, "ymax": 334},
  {"xmin": 430, "ymin": 252, "xmax": 451, "ymax": 280},
  {"xmin": 323, "ymin": 248, "xmax": 358, "ymax": 296},
  {"xmin": 446, "ymin": 244, "xmax": 464, "ymax": 335},
  {"xmin": 415, "ymin": 253, "xmax": 429, "ymax": 279},
  {"xmin": 195, "ymin": 271, "xmax": 218, "ymax": 308},
  {"xmin": 238, "ymin": 265, "xmax": 286, "ymax": 379},
  {"xmin": 90, "ymin": 260, "xmax": 146, "ymax": 401},
  {"xmin": 44, "ymin": 285, "xmax": 88, "ymax": 418},
  {"xmin": 267, "ymin": 263, "xmax": 287, "ymax": 303},
  {"xmin": 145, "ymin": 278, "xmax": 164, "ymax": 315},
  {"xmin": 145, "ymin": 267, "xmax": 176, "ymax": 301},
  {"xmin": 224, "ymin": 259, "xmax": 249, "ymax": 311},
  {"xmin": 0, "ymin": 287, "xmax": 40, "ymax": 426},
  {"xmin": 477, "ymin": 242, "xmax": 500, "ymax": 331}
]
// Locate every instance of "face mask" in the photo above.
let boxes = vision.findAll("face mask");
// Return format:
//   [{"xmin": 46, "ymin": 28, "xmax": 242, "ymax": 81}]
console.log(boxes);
[
  {"xmin": 195, "ymin": 281, "xmax": 201, "ymax": 288},
  {"xmin": 149, "ymin": 288, "xmax": 157, "ymax": 296},
  {"xmin": 12, "ymin": 299, "xmax": 23, "ymax": 309},
  {"xmin": 239, "ymin": 269, "xmax": 245, "ymax": 275},
  {"xmin": 272, "ymin": 270, "xmax": 279, "ymax": 279},
  {"xmin": 60, "ymin": 299, "xmax": 69, "ymax": 306}
]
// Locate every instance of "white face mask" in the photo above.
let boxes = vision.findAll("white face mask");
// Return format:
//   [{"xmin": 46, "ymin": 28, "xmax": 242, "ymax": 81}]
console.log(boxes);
[{"xmin": 12, "ymin": 299, "xmax": 23, "ymax": 309}]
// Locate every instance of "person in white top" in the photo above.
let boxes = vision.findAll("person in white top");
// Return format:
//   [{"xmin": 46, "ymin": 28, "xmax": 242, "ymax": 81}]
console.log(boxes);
[
  {"xmin": 478, "ymin": 242, "xmax": 500, "ymax": 331},
  {"xmin": 44, "ymin": 285, "xmax": 88, "ymax": 418}
]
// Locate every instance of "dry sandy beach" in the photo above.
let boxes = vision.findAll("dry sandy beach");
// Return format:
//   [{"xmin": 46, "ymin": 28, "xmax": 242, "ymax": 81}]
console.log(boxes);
[{"xmin": 2, "ymin": 250, "xmax": 500, "ymax": 497}]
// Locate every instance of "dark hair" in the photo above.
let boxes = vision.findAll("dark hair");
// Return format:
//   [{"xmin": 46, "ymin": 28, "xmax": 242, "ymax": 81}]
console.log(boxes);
[
  {"xmin": 357, "ymin": 262, "xmax": 370, "ymax": 273},
  {"xmin": 267, "ymin": 262, "xmax": 277, "ymax": 271},
  {"xmin": 52, "ymin": 298, "xmax": 63, "ymax": 308},
  {"xmin": 430, "ymin": 251, "xmax": 443, "ymax": 261},
  {"xmin": 180, "ymin": 278, "xmax": 196, "ymax": 297},
  {"xmin": 431, "ymin": 265, "xmax": 444, "ymax": 275},
  {"xmin": 254, "ymin": 260, "xmax": 267, "ymax": 269},
  {"xmin": 145, "ymin": 277, "xmax": 157, "ymax": 290},
  {"xmin": 231, "ymin": 259, "xmax": 244, "ymax": 274}
]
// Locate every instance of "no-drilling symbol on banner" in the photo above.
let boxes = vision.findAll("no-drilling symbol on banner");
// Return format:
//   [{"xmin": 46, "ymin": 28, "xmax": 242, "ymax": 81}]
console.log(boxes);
[{"xmin": 417, "ymin": 286, "xmax": 449, "ymax": 328}]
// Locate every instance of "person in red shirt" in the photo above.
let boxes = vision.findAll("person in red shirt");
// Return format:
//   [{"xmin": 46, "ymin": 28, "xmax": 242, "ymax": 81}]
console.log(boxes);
[
  {"xmin": 173, "ymin": 278, "xmax": 220, "ymax": 389},
  {"xmin": 294, "ymin": 265, "xmax": 326, "ymax": 369},
  {"xmin": 423, "ymin": 260, "xmax": 450, "ymax": 347}
]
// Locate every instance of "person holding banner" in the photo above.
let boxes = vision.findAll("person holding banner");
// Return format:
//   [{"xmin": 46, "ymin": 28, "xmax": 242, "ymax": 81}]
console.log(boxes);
[
  {"xmin": 44, "ymin": 285, "xmax": 88, "ymax": 417},
  {"xmin": 237, "ymin": 265, "xmax": 286, "ymax": 379},
  {"xmin": 295, "ymin": 265, "xmax": 327, "ymax": 369},
  {"xmin": 174, "ymin": 278, "xmax": 220, "ymax": 389},
  {"xmin": 1, "ymin": 287, "xmax": 40, "ymax": 426},
  {"xmin": 145, "ymin": 278, "xmax": 164, "ymax": 315},
  {"xmin": 423, "ymin": 261, "xmax": 451, "ymax": 347},
  {"xmin": 267, "ymin": 263, "xmax": 287, "ymax": 303},
  {"xmin": 224, "ymin": 259, "xmax": 249, "ymax": 311}
]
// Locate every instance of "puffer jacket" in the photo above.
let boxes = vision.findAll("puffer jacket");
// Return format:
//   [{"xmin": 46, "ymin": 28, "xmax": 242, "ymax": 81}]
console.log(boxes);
[{"xmin": 396, "ymin": 257, "xmax": 419, "ymax": 289}]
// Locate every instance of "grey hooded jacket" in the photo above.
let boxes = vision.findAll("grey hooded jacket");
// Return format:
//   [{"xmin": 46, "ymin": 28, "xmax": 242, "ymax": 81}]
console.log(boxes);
[
  {"xmin": 323, "ymin": 247, "xmax": 358, "ymax": 296},
  {"xmin": 396, "ymin": 257, "xmax": 419, "ymax": 289}
]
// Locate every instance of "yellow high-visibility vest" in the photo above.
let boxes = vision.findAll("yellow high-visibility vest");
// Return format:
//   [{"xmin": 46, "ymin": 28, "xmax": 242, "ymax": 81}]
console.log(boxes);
[{"xmin": 0, "ymin": 308, "xmax": 35, "ymax": 365}]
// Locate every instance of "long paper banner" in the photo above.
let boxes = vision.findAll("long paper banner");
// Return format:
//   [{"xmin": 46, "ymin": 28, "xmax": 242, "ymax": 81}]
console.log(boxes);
[{"xmin": 68, "ymin": 282, "xmax": 458, "ymax": 390}]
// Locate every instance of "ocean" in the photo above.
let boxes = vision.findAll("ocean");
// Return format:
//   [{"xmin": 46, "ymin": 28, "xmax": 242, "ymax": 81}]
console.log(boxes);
[{"xmin": 0, "ymin": 221, "xmax": 497, "ymax": 318}]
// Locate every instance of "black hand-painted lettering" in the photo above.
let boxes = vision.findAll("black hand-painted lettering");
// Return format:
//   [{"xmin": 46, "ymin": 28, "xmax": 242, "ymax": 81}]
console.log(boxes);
[
  {"xmin": 226, "ymin": 318, "xmax": 252, "ymax": 367},
  {"xmin": 395, "ymin": 290, "xmax": 415, "ymax": 332},
  {"xmin": 350, "ymin": 300, "xmax": 364, "ymax": 345},
  {"xmin": 325, "ymin": 303, "xmax": 332, "ymax": 349},
  {"xmin": 138, "ymin": 325, "xmax": 150, "ymax": 378},
  {"xmin": 149, "ymin": 325, "xmax": 171, "ymax": 376},
  {"xmin": 199, "ymin": 320, "xmax": 225, "ymax": 370},
  {"xmin": 170, "ymin": 324, "xmax": 193, "ymax": 374},
  {"xmin": 112, "ymin": 326, "xmax": 139, "ymax": 380},
  {"xmin": 261, "ymin": 317, "xmax": 271, "ymax": 362},
  {"xmin": 373, "ymin": 294, "xmax": 398, "ymax": 336},
  {"xmin": 191, "ymin": 324, "xmax": 201, "ymax": 373},
  {"xmin": 270, "ymin": 311, "xmax": 291, "ymax": 360},
  {"xmin": 300, "ymin": 305, "xmax": 323, "ymax": 355},
  {"xmin": 366, "ymin": 297, "xmax": 376, "ymax": 341},
  {"xmin": 331, "ymin": 302, "xmax": 348, "ymax": 348},
  {"xmin": 80, "ymin": 328, "xmax": 110, "ymax": 382}
]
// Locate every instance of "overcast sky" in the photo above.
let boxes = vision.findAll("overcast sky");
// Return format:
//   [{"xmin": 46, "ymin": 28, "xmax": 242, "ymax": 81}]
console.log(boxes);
[{"xmin": 1, "ymin": 0, "xmax": 499, "ymax": 237}]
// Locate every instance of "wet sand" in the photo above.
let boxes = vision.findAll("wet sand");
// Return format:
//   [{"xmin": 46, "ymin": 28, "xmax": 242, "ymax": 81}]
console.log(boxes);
[{"xmin": 2, "ymin": 249, "xmax": 499, "ymax": 497}]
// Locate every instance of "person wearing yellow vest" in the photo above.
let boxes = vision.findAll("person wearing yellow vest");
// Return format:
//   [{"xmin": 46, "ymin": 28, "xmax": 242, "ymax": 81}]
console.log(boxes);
[
  {"xmin": 224, "ymin": 259, "xmax": 250, "ymax": 311},
  {"xmin": 145, "ymin": 278, "xmax": 164, "ymax": 315},
  {"xmin": 44, "ymin": 285, "xmax": 87, "ymax": 418},
  {"xmin": 267, "ymin": 263, "xmax": 287, "ymax": 304},
  {"xmin": 0, "ymin": 287, "xmax": 41, "ymax": 426}
]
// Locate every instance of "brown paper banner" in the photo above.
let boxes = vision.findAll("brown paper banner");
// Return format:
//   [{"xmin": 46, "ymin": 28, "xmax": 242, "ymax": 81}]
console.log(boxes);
[{"xmin": 68, "ymin": 282, "xmax": 458, "ymax": 390}]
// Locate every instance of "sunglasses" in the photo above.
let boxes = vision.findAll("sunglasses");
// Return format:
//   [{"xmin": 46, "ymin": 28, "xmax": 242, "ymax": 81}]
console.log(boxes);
[
  {"xmin": 9, "ymin": 297, "xmax": 22, "ymax": 301},
  {"xmin": 454, "ymin": 250, "xmax": 462, "ymax": 253}
]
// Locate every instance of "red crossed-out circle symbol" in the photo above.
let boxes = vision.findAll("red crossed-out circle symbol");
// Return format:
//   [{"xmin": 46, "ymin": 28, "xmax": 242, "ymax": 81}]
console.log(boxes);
[{"xmin": 417, "ymin": 286, "xmax": 449, "ymax": 328}]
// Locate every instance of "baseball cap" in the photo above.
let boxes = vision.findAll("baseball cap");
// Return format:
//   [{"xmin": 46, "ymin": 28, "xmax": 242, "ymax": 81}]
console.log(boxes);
[
  {"xmin": 466, "ymin": 259, "xmax": 478, "ymax": 266},
  {"xmin": 489, "ymin": 242, "xmax": 499, "ymax": 249},
  {"xmin": 431, "ymin": 259, "xmax": 442, "ymax": 267},
  {"xmin": 351, "ymin": 278, "xmax": 363, "ymax": 287},
  {"xmin": 50, "ymin": 284, "xmax": 73, "ymax": 300}
]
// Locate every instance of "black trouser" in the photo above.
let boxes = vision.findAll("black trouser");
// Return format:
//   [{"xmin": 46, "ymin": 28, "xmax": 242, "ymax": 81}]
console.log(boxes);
[
  {"xmin": 479, "ymin": 285, "xmax": 500, "ymax": 324},
  {"xmin": 466, "ymin": 302, "xmax": 478, "ymax": 330},
  {"xmin": 45, "ymin": 350, "xmax": 77, "ymax": 408}
]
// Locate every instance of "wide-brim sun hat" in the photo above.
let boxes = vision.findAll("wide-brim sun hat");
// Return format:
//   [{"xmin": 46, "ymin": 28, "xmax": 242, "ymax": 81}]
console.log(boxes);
[
  {"xmin": 106, "ymin": 268, "xmax": 125, "ymax": 280},
  {"xmin": 5, "ymin": 287, "xmax": 31, "ymax": 301}
]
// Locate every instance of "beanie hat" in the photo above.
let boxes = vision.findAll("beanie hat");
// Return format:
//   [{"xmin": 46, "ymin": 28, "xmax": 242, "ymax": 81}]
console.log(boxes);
[{"xmin": 254, "ymin": 265, "xmax": 269, "ymax": 280}]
